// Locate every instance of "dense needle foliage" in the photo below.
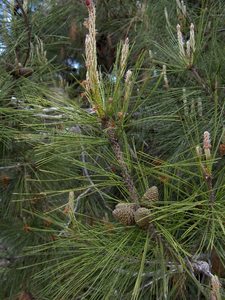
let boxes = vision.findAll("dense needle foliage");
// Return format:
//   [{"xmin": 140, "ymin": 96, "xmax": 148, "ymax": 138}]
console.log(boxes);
[{"xmin": 0, "ymin": 0, "xmax": 224, "ymax": 299}]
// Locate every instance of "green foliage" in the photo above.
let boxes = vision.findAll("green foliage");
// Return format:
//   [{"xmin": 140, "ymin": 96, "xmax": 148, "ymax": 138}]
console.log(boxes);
[{"xmin": 0, "ymin": 0, "xmax": 225, "ymax": 299}]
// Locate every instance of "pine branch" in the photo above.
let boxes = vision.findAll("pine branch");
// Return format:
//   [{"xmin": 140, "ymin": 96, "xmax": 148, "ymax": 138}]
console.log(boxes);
[
  {"xmin": 16, "ymin": 0, "xmax": 32, "ymax": 66},
  {"xmin": 190, "ymin": 66, "xmax": 211, "ymax": 95},
  {"xmin": 102, "ymin": 118, "xmax": 139, "ymax": 203}
]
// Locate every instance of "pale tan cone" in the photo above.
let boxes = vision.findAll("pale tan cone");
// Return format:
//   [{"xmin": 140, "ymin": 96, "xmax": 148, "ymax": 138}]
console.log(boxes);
[
  {"xmin": 134, "ymin": 207, "xmax": 151, "ymax": 229},
  {"xmin": 112, "ymin": 203, "xmax": 138, "ymax": 226},
  {"xmin": 140, "ymin": 186, "xmax": 159, "ymax": 208}
]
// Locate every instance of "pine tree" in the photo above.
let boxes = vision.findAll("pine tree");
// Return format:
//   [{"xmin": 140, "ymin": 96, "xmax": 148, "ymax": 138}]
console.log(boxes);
[{"xmin": 0, "ymin": 0, "xmax": 225, "ymax": 299}]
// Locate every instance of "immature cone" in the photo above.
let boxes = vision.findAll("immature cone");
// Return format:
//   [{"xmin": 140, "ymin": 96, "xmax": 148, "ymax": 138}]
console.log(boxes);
[
  {"xmin": 134, "ymin": 207, "xmax": 151, "ymax": 229},
  {"xmin": 219, "ymin": 129, "xmax": 225, "ymax": 156},
  {"xmin": 203, "ymin": 131, "xmax": 211, "ymax": 160},
  {"xmin": 219, "ymin": 143, "xmax": 225, "ymax": 157},
  {"xmin": 113, "ymin": 203, "xmax": 138, "ymax": 226},
  {"xmin": 85, "ymin": 0, "xmax": 91, "ymax": 7},
  {"xmin": 140, "ymin": 186, "xmax": 159, "ymax": 208}
]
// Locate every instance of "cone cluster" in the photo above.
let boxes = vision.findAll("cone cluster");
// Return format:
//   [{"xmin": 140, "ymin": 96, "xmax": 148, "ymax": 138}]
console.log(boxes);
[{"xmin": 113, "ymin": 186, "xmax": 159, "ymax": 229}]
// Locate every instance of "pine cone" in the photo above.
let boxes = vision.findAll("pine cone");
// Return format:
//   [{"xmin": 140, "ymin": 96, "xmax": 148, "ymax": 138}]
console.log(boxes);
[
  {"xmin": 140, "ymin": 186, "xmax": 159, "ymax": 208},
  {"xmin": 219, "ymin": 143, "xmax": 225, "ymax": 156},
  {"xmin": 112, "ymin": 203, "xmax": 138, "ymax": 226},
  {"xmin": 134, "ymin": 207, "xmax": 151, "ymax": 229}
]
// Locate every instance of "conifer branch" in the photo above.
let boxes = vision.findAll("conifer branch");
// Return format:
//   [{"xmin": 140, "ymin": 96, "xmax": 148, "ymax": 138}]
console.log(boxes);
[
  {"xmin": 102, "ymin": 118, "xmax": 139, "ymax": 203},
  {"xmin": 190, "ymin": 66, "xmax": 211, "ymax": 95},
  {"xmin": 16, "ymin": 0, "xmax": 32, "ymax": 67}
]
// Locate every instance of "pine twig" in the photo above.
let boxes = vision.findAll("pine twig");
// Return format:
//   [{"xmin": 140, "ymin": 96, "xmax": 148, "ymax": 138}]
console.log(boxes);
[
  {"xmin": 16, "ymin": 1, "xmax": 32, "ymax": 66},
  {"xmin": 0, "ymin": 163, "xmax": 22, "ymax": 170},
  {"xmin": 102, "ymin": 118, "xmax": 139, "ymax": 203},
  {"xmin": 190, "ymin": 66, "xmax": 211, "ymax": 95},
  {"xmin": 204, "ymin": 171, "xmax": 215, "ymax": 203}
]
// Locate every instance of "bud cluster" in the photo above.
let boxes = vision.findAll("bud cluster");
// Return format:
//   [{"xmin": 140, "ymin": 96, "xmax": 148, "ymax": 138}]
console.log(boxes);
[
  {"xmin": 203, "ymin": 131, "xmax": 211, "ymax": 160},
  {"xmin": 182, "ymin": 89, "xmax": 203, "ymax": 117},
  {"xmin": 177, "ymin": 23, "xmax": 196, "ymax": 67},
  {"xmin": 162, "ymin": 65, "xmax": 169, "ymax": 89}
]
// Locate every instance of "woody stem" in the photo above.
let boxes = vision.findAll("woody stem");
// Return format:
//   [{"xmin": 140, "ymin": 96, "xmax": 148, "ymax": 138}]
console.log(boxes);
[{"xmin": 103, "ymin": 119, "xmax": 139, "ymax": 203}]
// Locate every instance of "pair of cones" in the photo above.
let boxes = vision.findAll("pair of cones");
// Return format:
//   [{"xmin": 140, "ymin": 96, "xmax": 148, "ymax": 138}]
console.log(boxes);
[{"xmin": 113, "ymin": 186, "xmax": 159, "ymax": 229}]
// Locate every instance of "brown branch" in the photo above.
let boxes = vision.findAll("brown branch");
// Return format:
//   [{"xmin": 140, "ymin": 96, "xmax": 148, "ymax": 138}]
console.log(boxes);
[
  {"xmin": 205, "ymin": 173, "xmax": 215, "ymax": 203},
  {"xmin": 199, "ymin": 162, "xmax": 215, "ymax": 204},
  {"xmin": 102, "ymin": 118, "xmax": 139, "ymax": 203},
  {"xmin": 190, "ymin": 66, "xmax": 211, "ymax": 95},
  {"xmin": 147, "ymin": 222, "xmax": 180, "ymax": 263},
  {"xmin": 16, "ymin": 1, "xmax": 32, "ymax": 66}
]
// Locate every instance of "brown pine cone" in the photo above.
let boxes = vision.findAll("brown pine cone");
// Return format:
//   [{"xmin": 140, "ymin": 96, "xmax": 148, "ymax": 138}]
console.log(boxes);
[
  {"xmin": 219, "ymin": 143, "xmax": 225, "ymax": 156},
  {"xmin": 112, "ymin": 203, "xmax": 138, "ymax": 226},
  {"xmin": 140, "ymin": 186, "xmax": 159, "ymax": 208},
  {"xmin": 134, "ymin": 207, "xmax": 151, "ymax": 229}
]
